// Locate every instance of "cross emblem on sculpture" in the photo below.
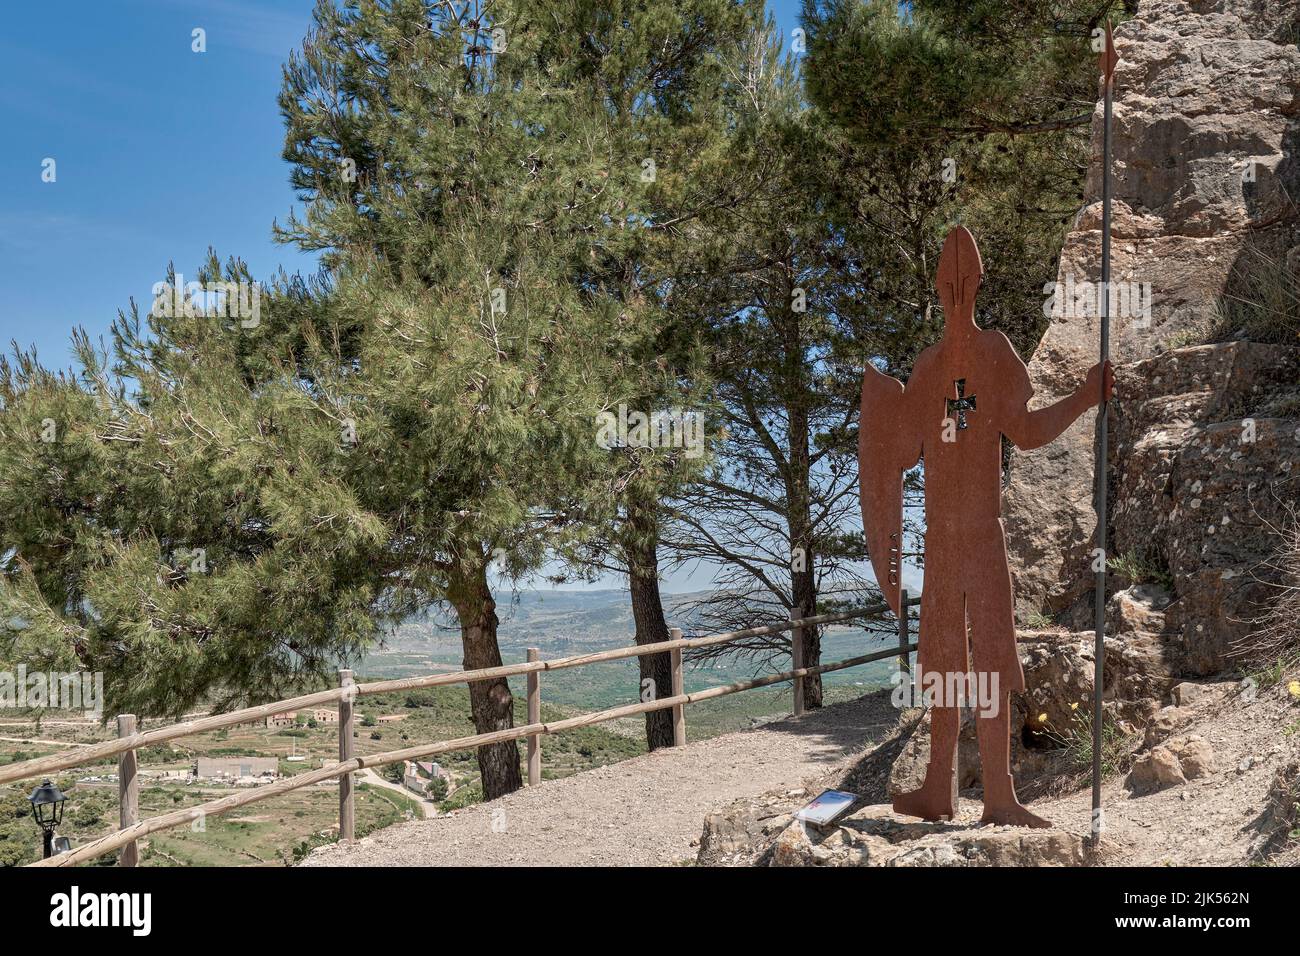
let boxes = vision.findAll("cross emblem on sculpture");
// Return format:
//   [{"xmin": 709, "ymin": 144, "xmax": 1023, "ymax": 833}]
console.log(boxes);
[{"xmin": 945, "ymin": 379, "xmax": 976, "ymax": 431}]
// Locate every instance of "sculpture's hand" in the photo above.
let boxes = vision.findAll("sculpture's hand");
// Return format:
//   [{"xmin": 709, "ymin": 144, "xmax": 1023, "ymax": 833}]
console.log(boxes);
[
  {"xmin": 1084, "ymin": 359, "xmax": 1115, "ymax": 405},
  {"xmin": 1006, "ymin": 357, "xmax": 1114, "ymax": 450}
]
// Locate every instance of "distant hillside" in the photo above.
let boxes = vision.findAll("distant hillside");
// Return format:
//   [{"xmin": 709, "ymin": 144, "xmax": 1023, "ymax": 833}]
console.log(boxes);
[
  {"xmin": 374, "ymin": 588, "xmax": 700, "ymax": 655},
  {"xmin": 359, "ymin": 588, "xmax": 903, "ymax": 737}
]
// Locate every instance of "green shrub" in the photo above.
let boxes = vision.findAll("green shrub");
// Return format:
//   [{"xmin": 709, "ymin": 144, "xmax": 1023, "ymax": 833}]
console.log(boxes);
[
  {"xmin": 1031, "ymin": 702, "xmax": 1130, "ymax": 778},
  {"xmin": 1108, "ymin": 549, "xmax": 1173, "ymax": 590},
  {"xmin": 1211, "ymin": 244, "xmax": 1300, "ymax": 344}
]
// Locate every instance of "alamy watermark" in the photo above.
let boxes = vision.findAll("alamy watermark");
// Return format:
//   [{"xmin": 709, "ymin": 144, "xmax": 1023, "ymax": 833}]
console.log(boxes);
[
  {"xmin": 1043, "ymin": 274, "xmax": 1152, "ymax": 328},
  {"xmin": 891, "ymin": 668, "xmax": 1001, "ymax": 717},
  {"xmin": 50, "ymin": 886, "xmax": 151, "ymax": 936},
  {"xmin": 150, "ymin": 274, "xmax": 262, "ymax": 329},
  {"xmin": 0, "ymin": 666, "xmax": 104, "ymax": 718},
  {"xmin": 595, "ymin": 404, "xmax": 704, "ymax": 459}
]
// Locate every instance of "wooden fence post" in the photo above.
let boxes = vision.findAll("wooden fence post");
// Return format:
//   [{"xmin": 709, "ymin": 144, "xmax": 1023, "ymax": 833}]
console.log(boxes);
[
  {"xmin": 338, "ymin": 669, "xmax": 355, "ymax": 842},
  {"xmin": 668, "ymin": 627, "xmax": 686, "ymax": 747},
  {"xmin": 117, "ymin": 714, "xmax": 138, "ymax": 867},
  {"xmin": 790, "ymin": 608, "xmax": 805, "ymax": 717},
  {"xmin": 898, "ymin": 588, "xmax": 912, "ymax": 681},
  {"xmin": 526, "ymin": 648, "xmax": 541, "ymax": 786}
]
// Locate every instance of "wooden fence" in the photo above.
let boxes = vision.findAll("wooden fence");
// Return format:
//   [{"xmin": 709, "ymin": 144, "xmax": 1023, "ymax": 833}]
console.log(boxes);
[{"xmin": 0, "ymin": 591, "xmax": 919, "ymax": 868}]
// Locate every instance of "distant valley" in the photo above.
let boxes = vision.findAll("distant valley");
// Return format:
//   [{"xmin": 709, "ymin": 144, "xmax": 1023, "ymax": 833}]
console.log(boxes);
[{"xmin": 359, "ymin": 588, "xmax": 903, "ymax": 736}]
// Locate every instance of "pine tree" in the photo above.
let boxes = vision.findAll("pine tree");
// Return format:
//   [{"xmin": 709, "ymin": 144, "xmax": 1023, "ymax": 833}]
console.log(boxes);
[
  {"xmin": 658, "ymin": 44, "xmax": 879, "ymax": 707},
  {"xmin": 664, "ymin": 0, "xmax": 1103, "ymax": 697},
  {"xmin": 276, "ymin": 0, "xmax": 771, "ymax": 788},
  {"xmin": 546, "ymin": 2, "xmax": 773, "ymax": 749},
  {"xmin": 0, "ymin": 1, "xmax": 765, "ymax": 799},
  {"xmin": 801, "ymin": 0, "xmax": 1111, "ymax": 358},
  {"xmin": 0, "ymin": 256, "xmax": 391, "ymax": 717}
]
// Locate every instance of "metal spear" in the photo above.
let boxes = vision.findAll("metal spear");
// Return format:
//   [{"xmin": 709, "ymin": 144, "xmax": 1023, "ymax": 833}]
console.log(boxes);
[{"xmin": 1091, "ymin": 21, "xmax": 1119, "ymax": 848}]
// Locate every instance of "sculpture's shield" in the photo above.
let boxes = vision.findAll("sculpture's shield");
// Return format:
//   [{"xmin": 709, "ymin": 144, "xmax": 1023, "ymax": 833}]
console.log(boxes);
[{"xmin": 858, "ymin": 364, "xmax": 909, "ymax": 617}]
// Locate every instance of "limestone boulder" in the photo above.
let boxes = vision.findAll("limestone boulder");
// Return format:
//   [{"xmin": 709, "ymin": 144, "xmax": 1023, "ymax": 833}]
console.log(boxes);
[
  {"xmin": 697, "ymin": 807, "xmax": 771, "ymax": 865},
  {"xmin": 1017, "ymin": 622, "xmax": 1172, "ymax": 738},
  {"xmin": 1128, "ymin": 745, "xmax": 1187, "ymax": 793},
  {"xmin": 1107, "ymin": 583, "xmax": 1174, "ymax": 635},
  {"xmin": 1004, "ymin": 0, "xmax": 1300, "ymax": 622},
  {"xmin": 1126, "ymin": 733, "xmax": 1217, "ymax": 793},
  {"xmin": 1172, "ymin": 735, "xmax": 1217, "ymax": 779},
  {"xmin": 1143, "ymin": 704, "xmax": 1194, "ymax": 748}
]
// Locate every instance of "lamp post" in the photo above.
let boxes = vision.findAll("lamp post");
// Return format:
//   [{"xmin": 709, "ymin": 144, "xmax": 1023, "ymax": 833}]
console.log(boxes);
[{"xmin": 28, "ymin": 779, "xmax": 67, "ymax": 859}]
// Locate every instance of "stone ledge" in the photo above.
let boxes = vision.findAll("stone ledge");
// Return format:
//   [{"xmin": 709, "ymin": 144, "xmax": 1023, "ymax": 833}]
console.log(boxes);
[{"xmin": 767, "ymin": 804, "xmax": 1091, "ymax": 867}]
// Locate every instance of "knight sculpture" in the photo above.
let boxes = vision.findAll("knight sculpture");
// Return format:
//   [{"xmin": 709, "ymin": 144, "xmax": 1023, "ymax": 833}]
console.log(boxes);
[{"xmin": 859, "ymin": 225, "xmax": 1114, "ymax": 827}]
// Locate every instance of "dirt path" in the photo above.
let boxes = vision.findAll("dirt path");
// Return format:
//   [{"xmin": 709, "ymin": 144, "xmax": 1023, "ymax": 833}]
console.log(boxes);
[
  {"xmin": 303, "ymin": 694, "xmax": 902, "ymax": 867},
  {"xmin": 359, "ymin": 768, "xmax": 436, "ymax": 819},
  {"xmin": 0, "ymin": 735, "xmax": 83, "ymax": 748}
]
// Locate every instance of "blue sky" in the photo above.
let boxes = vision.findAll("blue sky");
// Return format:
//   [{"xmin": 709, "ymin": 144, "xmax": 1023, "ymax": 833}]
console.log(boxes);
[
  {"xmin": 0, "ymin": 1, "xmax": 324, "ymax": 369},
  {"xmin": 0, "ymin": 0, "xmax": 827, "ymax": 594},
  {"xmin": 0, "ymin": 0, "xmax": 805, "ymax": 370}
]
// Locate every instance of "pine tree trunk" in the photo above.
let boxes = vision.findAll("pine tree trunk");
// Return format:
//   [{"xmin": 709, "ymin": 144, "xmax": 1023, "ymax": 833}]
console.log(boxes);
[
  {"xmin": 787, "ymin": 398, "xmax": 823, "ymax": 708},
  {"xmin": 625, "ymin": 503, "xmax": 676, "ymax": 750},
  {"xmin": 791, "ymin": 557, "xmax": 822, "ymax": 708},
  {"xmin": 447, "ymin": 558, "xmax": 522, "ymax": 800}
]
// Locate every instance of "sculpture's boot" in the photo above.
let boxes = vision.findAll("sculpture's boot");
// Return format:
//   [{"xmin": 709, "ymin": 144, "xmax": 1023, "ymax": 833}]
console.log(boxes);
[
  {"xmin": 979, "ymin": 777, "xmax": 1051, "ymax": 828},
  {"xmin": 976, "ymin": 691, "xmax": 1051, "ymax": 828},
  {"xmin": 892, "ymin": 772, "xmax": 958, "ymax": 822},
  {"xmin": 892, "ymin": 705, "xmax": 959, "ymax": 821}
]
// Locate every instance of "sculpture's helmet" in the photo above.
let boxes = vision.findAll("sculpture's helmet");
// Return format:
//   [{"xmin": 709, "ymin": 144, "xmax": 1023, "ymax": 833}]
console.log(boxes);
[{"xmin": 936, "ymin": 225, "xmax": 984, "ymax": 324}]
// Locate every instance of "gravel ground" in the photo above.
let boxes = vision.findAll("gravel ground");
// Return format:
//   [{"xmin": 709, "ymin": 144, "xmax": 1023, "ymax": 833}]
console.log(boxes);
[
  {"xmin": 302, "ymin": 692, "xmax": 901, "ymax": 867},
  {"xmin": 302, "ymin": 678, "xmax": 1300, "ymax": 867},
  {"xmin": 1058, "ymin": 679, "xmax": 1300, "ymax": 866}
]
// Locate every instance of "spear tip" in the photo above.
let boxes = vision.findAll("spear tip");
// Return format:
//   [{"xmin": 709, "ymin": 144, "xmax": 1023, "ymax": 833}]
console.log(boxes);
[{"xmin": 1100, "ymin": 22, "xmax": 1119, "ymax": 87}]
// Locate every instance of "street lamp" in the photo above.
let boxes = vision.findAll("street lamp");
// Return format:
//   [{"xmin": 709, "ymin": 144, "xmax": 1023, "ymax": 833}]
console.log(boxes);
[{"xmin": 27, "ymin": 779, "xmax": 67, "ymax": 859}]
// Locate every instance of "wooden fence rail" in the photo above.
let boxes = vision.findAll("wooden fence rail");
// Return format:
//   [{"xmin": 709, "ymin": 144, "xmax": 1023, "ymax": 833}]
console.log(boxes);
[{"xmin": 10, "ymin": 596, "xmax": 920, "ymax": 868}]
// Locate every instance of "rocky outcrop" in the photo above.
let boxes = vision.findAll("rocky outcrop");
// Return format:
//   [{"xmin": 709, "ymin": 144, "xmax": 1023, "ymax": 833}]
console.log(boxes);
[
  {"xmin": 1003, "ymin": 0, "xmax": 1300, "ymax": 631},
  {"xmin": 1106, "ymin": 343, "xmax": 1300, "ymax": 672},
  {"xmin": 722, "ymin": 804, "xmax": 1089, "ymax": 867},
  {"xmin": 1127, "ymin": 733, "xmax": 1217, "ymax": 793}
]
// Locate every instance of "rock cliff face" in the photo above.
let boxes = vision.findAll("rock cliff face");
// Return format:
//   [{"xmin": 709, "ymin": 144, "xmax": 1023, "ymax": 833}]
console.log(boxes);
[
  {"xmin": 1110, "ymin": 343, "xmax": 1300, "ymax": 671},
  {"xmin": 1003, "ymin": 0, "xmax": 1300, "ymax": 652}
]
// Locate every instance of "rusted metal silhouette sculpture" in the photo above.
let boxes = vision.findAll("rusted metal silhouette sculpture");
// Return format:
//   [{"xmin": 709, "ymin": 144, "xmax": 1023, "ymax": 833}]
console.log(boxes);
[{"xmin": 860, "ymin": 226, "xmax": 1113, "ymax": 827}]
